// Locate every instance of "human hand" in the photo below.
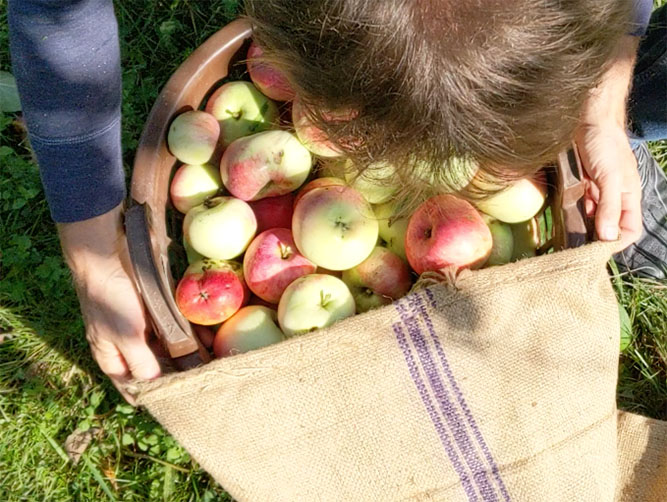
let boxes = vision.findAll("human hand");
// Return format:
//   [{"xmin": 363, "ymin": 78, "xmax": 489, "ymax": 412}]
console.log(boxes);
[
  {"xmin": 575, "ymin": 35, "xmax": 642, "ymax": 252},
  {"xmin": 575, "ymin": 124, "xmax": 642, "ymax": 251},
  {"xmin": 58, "ymin": 205, "xmax": 161, "ymax": 403}
]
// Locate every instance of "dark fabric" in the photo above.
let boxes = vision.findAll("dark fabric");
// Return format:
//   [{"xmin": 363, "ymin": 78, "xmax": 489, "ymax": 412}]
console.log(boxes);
[
  {"xmin": 629, "ymin": 0, "xmax": 654, "ymax": 36},
  {"xmin": 8, "ymin": 0, "xmax": 125, "ymax": 223},
  {"xmin": 629, "ymin": 4, "xmax": 667, "ymax": 142}
]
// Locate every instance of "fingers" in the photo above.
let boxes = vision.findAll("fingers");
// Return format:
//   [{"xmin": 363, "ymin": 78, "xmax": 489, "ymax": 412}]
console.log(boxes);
[
  {"xmin": 121, "ymin": 335, "xmax": 162, "ymax": 381},
  {"xmin": 593, "ymin": 171, "xmax": 623, "ymax": 242},
  {"xmin": 88, "ymin": 328, "xmax": 161, "ymax": 405},
  {"xmin": 618, "ymin": 190, "xmax": 643, "ymax": 249}
]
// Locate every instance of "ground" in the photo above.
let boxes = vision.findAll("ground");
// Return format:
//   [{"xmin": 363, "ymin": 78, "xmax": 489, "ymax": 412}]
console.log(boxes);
[{"xmin": 0, "ymin": 1, "xmax": 665, "ymax": 501}]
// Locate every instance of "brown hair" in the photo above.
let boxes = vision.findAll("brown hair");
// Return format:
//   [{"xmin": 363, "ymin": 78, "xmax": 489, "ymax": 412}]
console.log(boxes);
[{"xmin": 245, "ymin": 0, "xmax": 633, "ymax": 197}]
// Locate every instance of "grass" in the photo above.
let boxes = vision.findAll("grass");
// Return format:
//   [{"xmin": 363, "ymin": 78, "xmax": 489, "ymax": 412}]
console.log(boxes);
[{"xmin": 0, "ymin": 1, "xmax": 665, "ymax": 501}]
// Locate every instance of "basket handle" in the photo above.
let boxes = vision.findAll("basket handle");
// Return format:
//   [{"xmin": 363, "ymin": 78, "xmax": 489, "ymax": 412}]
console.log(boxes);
[
  {"xmin": 125, "ymin": 203, "xmax": 210, "ymax": 369},
  {"xmin": 553, "ymin": 145, "xmax": 595, "ymax": 249}
]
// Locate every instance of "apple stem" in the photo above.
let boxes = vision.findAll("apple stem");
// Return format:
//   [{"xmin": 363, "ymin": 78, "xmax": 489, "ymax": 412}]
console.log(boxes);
[
  {"xmin": 226, "ymin": 109, "xmax": 243, "ymax": 120},
  {"xmin": 319, "ymin": 290, "xmax": 332, "ymax": 308},
  {"xmin": 278, "ymin": 242, "xmax": 292, "ymax": 260}
]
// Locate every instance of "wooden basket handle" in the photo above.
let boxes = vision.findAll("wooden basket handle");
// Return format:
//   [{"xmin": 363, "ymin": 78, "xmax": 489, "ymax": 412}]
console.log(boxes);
[{"xmin": 552, "ymin": 145, "xmax": 594, "ymax": 250}]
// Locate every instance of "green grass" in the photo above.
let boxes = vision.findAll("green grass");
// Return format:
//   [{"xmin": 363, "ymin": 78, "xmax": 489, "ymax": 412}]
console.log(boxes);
[{"xmin": 0, "ymin": 1, "xmax": 666, "ymax": 501}]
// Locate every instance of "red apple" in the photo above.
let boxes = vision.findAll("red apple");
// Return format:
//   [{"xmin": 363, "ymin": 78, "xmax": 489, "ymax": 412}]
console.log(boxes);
[
  {"xmin": 248, "ymin": 294, "xmax": 278, "ymax": 309},
  {"xmin": 243, "ymin": 228, "xmax": 317, "ymax": 304},
  {"xmin": 246, "ymin": 41, "xmax": 295, "ymax": 102},
  {"xmin": 175, "ymin": 259, "xmax": 246, "ymax": 325},
  {"xmin": 167, "ymin": 110, "xmax": 220, "ymax": 165},
  {"xmin": 293, "ymin": 177, "xmax": 346, "ymax": 207},
  {"xmin": 220, "ymin": 130, "xmax": 313, "ymax": 201},
  {"xmin": 192, "ymin": 324, "xmax": 216, "ymax": 349},
  {"xmin": 249, "ymin": 192, "xmax": 295, "ymax": 233},
  {"xmin": 342, "ymin": 246, "xmax": 413, "ymax": 313},
  {"xmin": 291, "ymin": 97, "xmax": 357, "ymax": 158},
  {"xmin": 405, "ymin": 194, "xmax": 493, "ymax": 274}
]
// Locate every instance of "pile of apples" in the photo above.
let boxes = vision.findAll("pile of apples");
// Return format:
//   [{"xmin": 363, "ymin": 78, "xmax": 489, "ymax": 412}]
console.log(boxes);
[{"xmin": 167, "ymin": 41, "xmax": 547, "ymax": 359}]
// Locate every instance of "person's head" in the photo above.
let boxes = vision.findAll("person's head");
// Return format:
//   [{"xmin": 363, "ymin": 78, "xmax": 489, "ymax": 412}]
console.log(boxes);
[{"xmin": 245, "ymin": 0, "xmax": 633, "ymax": 195}]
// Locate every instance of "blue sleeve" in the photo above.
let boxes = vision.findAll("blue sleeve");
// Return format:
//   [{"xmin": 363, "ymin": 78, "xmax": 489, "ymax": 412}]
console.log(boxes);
[
  {"xmin": 629, "ymin": 0, "xmax": 653, "ymax": 36},
  {"xmin": 8, "ymin": 0, "xmax": 125, "ymax": 223}
]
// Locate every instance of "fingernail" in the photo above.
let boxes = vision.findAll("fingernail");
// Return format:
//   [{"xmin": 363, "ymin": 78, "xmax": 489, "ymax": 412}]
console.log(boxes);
[{"xmin": 600, "ymin": 226, "xmax": 619, "ymax": 241}]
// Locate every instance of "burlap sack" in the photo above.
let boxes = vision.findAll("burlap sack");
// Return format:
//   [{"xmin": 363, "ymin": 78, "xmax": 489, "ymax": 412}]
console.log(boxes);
[
  {"xmin": 134, "ymin": 241, "xmax": 637, "ymax": 501},
  {"xmin": 616, "ymin": 411, "xmax": 667, "ymax": 502}
]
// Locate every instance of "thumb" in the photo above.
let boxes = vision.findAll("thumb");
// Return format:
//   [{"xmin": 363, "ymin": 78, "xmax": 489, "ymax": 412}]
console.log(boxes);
[{"xmin": 593, "ymin": 172, "xmax": 622, "ymax": 242}]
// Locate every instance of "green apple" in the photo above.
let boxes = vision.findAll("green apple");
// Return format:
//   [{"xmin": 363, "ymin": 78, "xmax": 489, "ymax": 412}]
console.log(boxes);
[
  {"xmin": 277, "ymin": 274, "xmax": 355, "ymax": 337},
  {"xmin": 167, "ymin": 110, "xmax": 220, "ymax": 165},
  {"xmin": 292, "ymin": 185, "xmax": 379, "ymax": 270},
  {"xmin": 183, "ymin": 235, "xmax": 204, "ymax": 265},
  {"xmin": 344, "ymin": 160, "xmax": 397, "ymax": 204},
  {"xmin": 511, "ymin": 218, "xmax": 540, "ymax": 261},
  {"xmin": 170, "ymin": 163, "xmax": 222, "ymax": 214},
  {"xmin": 481, "ymin": 214, "xmax": 514, "ymax": 266},
  {"xmin": 373, "ymin": 201, "xmax": 409, "ymax": 261},
  {"xmin": 213, "ymin": 306, "xmax": 285, "ymax": 357},
  {"xmin": 473, "ymin": 174, "xmax": 547, "ymax": 223},
  {"xmin": 183, "ymin": 196, "xmax": 257, "ymax": 260},
  {"xmin": 205, "ymin": 81, "xmax": 279, "ymax": 147}
]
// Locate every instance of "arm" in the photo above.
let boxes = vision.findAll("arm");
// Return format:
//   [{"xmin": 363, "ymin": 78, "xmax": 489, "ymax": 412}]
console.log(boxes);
[
  {"xmin": 574, "ymin": 34, "xmax": 642, "ymax": 250},
  {"xmin": 8, "ymin": 0, "xmax": 160, "ymax": 401}
]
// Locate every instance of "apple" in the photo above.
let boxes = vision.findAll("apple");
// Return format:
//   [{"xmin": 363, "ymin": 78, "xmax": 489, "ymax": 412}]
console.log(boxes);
[
  {"xmin": 243, "ymin": 228, "xmax": 317, "ymax": 304},
  {"xmin": 213, "ymin": 306, "xmax": 285, "ymax": 358},
  {"xmin": 405, "ymin": 194, "xmax": 493, "ymax": 274},
  {"xmin": 167, "ymin": 110, "xmax": 220, "ymax": 165},
  {"xmin": 473, "ymin": 173, "xmax": 547, "ymax": 223},
  {"xmin": 192, "ymin": 324, "xmax": 216, "ymax": 348},
  {"xmin": 277, "ymin": 274, "xmax": 355, "ymax": 337},
  {"xmin": 183, "ymin": 196, "xmax": 257, "ymax": 260},
  {"xmin": 291, "ymin": 96, "xmax": 353, "ymax": 158},
  {"xmin": 170, "ymin": 163, "xmax": 222, "ymax": 214},
  {"xmin": 249, "ymin": 192, "xmax": 295, "ymax": 233},
  {"xmin": 342, "ymin": 246, "xmax": 413, "ymax": 313},
  {"xmin": 412, "ymin": 156, "xmax": 479, "ymax": 193},
  {"xmin": 175, "ymin": 259, "xmax": 246, "ymax": 325},
  {"xmin": 511, "ymin": 218, "xmax": 540, "ymax": 261},
  {"xmin": 248, "ymin": 294, "xmax": 278, "ymax": 309},
  {"xmin": 481, "ymin": 214, "xmax": 514, "ymax": 267},
  {"xmin": 293, "ymin": 177, "xmax": 346, "ymax": 207},
  {"xmin": 205, "ymin": 81, "xmax": 279, "ymax": 147},
  {"xmin": 183, "ymin": 235, "xmax": 205, "ymax": 265},
  {"xmin": 344, "ymin": 160, "xmax": 397, "ymax": 204},
  {"xmin": 246, "ymin": 41, "xmax": 296, "ymax": 102},
  {"xmin": 315, "ymin": 267, "xmax": 343, "ymax": 278},
  {"xmin": 373, "ymin": 201, "xmax": 410, "ymax": 261},
  {"xmin": 220, "ymin": 130, "xmax": 313, "ymax": 201},
  {"xmin": 292, "ymin": 185, "xmax": 379, "ymax": 270}
]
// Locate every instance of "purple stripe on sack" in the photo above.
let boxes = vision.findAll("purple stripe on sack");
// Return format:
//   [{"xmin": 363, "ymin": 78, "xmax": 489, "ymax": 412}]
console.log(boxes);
[
  {"xmin": 392, "ymin": 322, "xmax": 479, "ymax": 502},
  {"xmin": 396, "ymin": 301, "xmax": 499, "ymax": 502},
  {"xmin": 420, "ymin": 289, "xmax": 511, "ymax": 502}
]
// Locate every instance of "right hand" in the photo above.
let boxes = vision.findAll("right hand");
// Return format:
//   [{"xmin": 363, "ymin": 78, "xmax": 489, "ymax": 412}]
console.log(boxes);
[{"xmin": 59, "ymin": 205, "xmax": 161, "ymax": 403}]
